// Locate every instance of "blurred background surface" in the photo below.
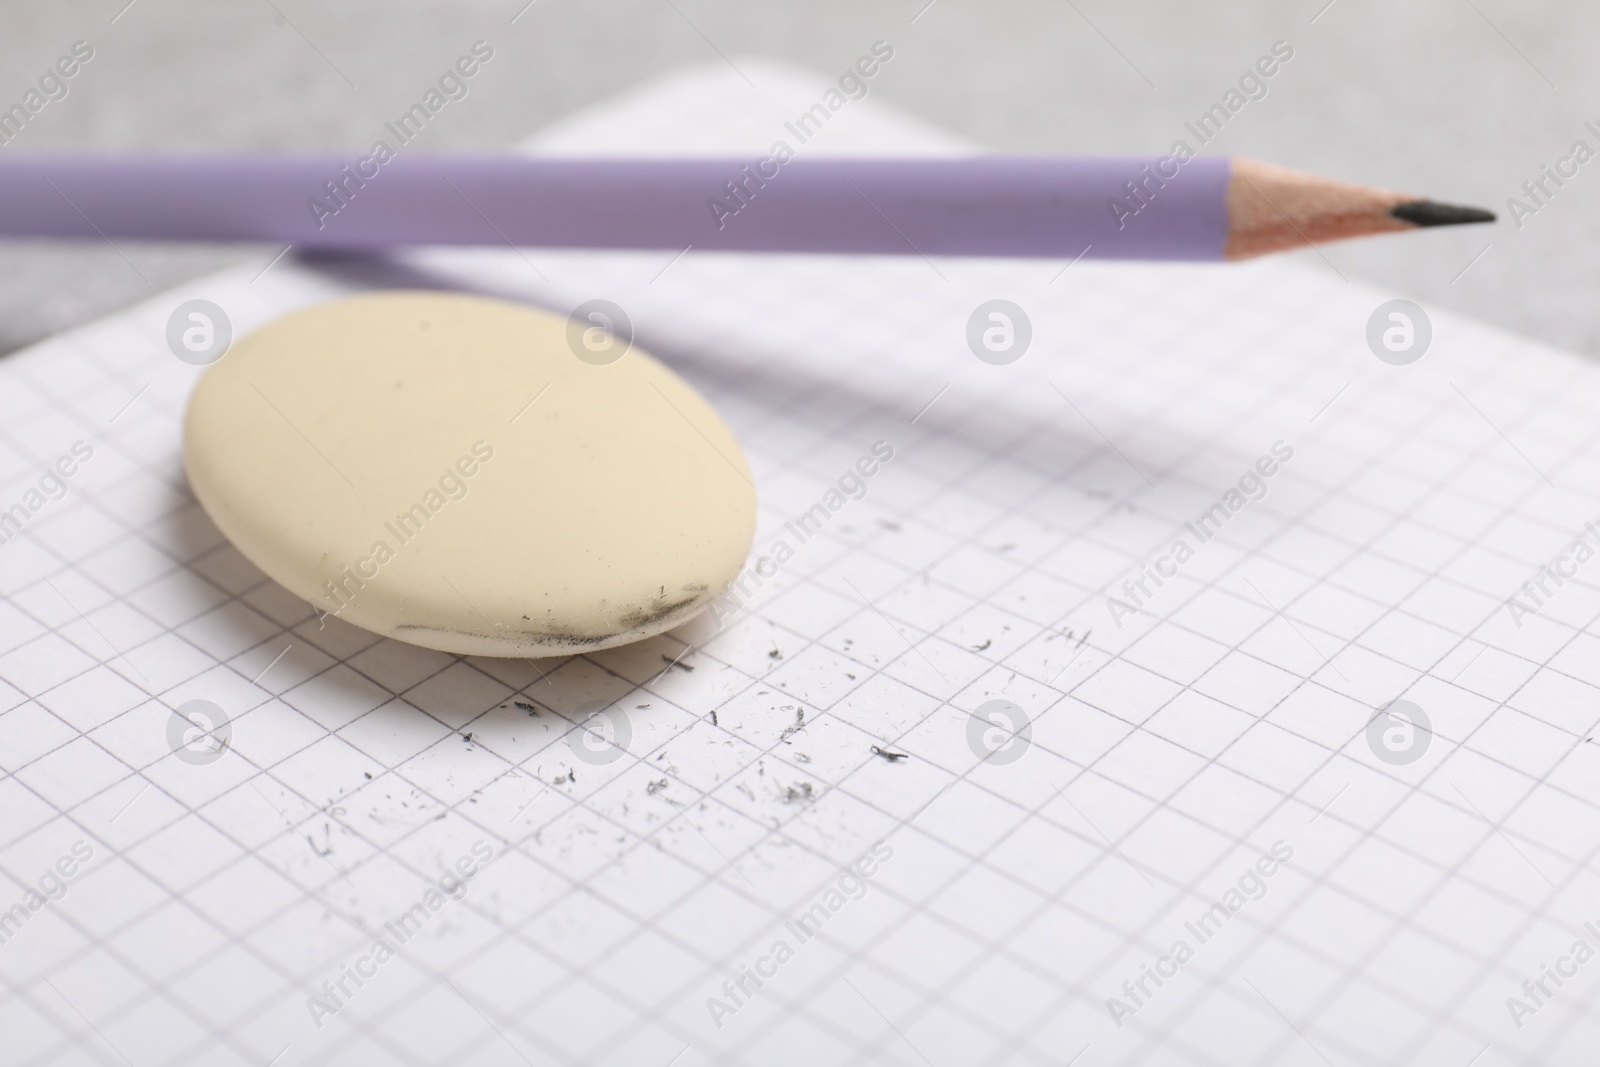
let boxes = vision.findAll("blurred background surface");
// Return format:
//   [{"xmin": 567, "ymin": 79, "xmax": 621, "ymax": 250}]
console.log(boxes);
[{"xmin": 0, "ymin": 0, "xmax": 1590, "ymax": 356}]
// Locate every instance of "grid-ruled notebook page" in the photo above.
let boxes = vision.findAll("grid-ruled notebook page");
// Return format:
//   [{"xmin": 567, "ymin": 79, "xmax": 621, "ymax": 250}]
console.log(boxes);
[{"xmin": 3, "ymin": 60, "xmax": 1600, "ymax": 1067}]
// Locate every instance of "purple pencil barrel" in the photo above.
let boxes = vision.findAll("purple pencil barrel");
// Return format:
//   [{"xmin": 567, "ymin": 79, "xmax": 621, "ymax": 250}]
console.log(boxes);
[{"xmin": 0, "ymin": 154, "xmax": 1232, "ymax": 260}]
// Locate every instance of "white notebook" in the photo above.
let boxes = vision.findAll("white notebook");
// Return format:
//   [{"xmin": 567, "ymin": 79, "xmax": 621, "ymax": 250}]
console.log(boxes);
[{"xmin": 2, "ymin": 59, "xmax": 1599, "ymax": 1067}]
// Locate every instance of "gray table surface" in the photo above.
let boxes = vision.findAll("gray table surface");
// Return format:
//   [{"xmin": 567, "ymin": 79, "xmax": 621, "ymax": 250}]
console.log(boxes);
[{"xmin": 0, "ymin": 0, "xmax": 1592, "ymax": 357}]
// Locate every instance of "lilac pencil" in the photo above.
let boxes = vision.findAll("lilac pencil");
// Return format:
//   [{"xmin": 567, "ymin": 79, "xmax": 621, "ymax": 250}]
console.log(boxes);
[{"xmin": 0, "ymin": 155, "xmax": 1491, "ymax": 260}]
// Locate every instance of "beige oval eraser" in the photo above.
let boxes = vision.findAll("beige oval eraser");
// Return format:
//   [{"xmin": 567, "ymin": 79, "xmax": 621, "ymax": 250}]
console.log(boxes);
[{"xmin": 183, "ymin": 290, "xmax": 756, "ymax": 657}]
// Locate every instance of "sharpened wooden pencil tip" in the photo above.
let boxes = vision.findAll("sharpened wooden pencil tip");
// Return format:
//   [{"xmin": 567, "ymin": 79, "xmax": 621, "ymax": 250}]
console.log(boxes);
[
  {"xmin": 1223, "ymin": 158, "xmax": 1498, "ymax": 260},
  {"xmin": 1390, "ymin": 200, "xmax": 1497, "ymax": 228}
]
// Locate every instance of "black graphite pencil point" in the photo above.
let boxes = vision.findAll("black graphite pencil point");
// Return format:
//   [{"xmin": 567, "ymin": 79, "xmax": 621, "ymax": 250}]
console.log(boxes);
[{"xmin": 1391, "ymin": 200, "xmax": 1497, "ymax": 228}]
